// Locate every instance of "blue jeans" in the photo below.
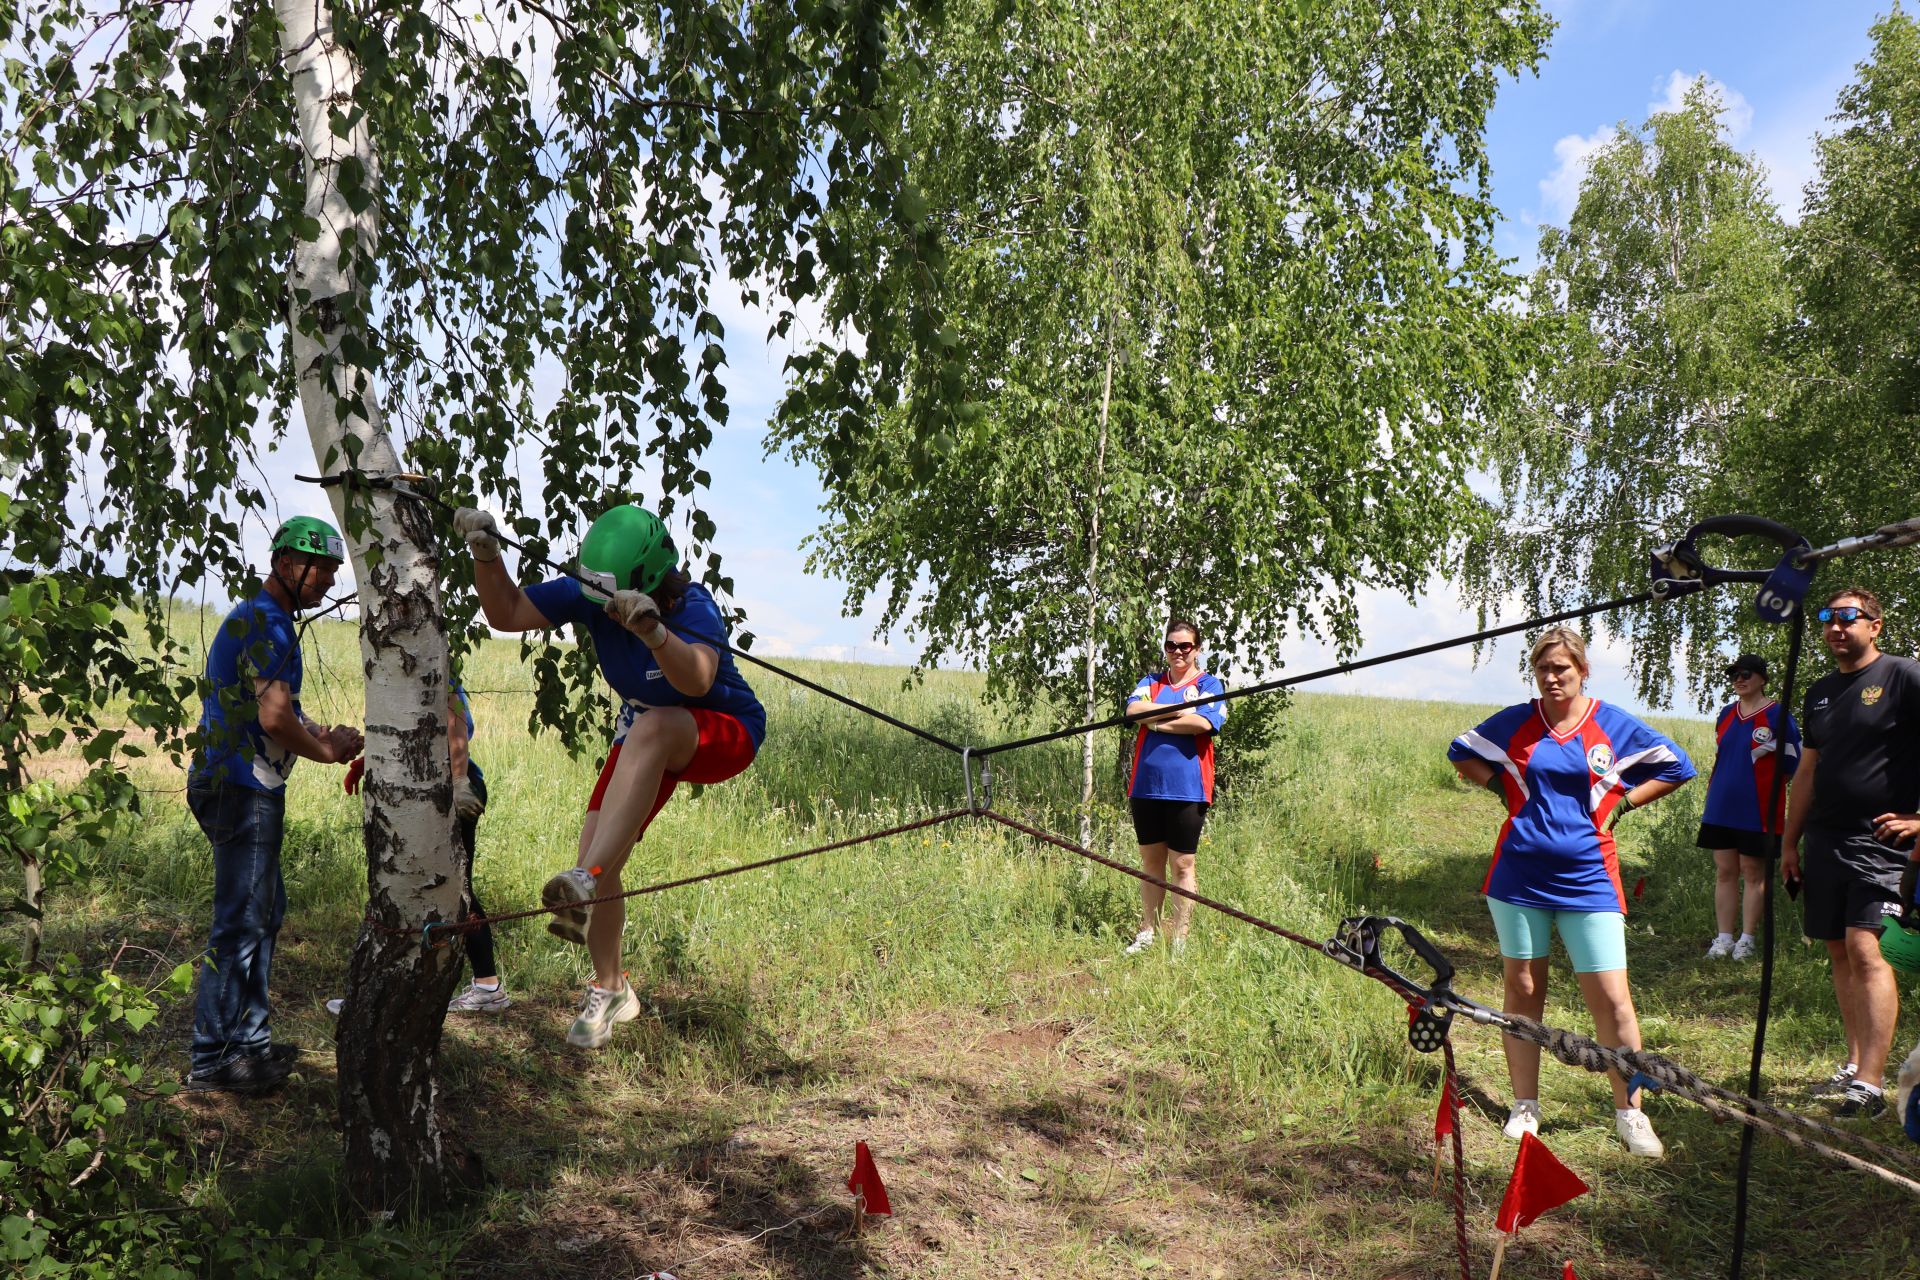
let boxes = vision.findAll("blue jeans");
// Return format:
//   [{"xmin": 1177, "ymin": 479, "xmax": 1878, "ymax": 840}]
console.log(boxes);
[{"xmin": 187, "ymin": 783, "xmax": 287, "ymax": 1073}]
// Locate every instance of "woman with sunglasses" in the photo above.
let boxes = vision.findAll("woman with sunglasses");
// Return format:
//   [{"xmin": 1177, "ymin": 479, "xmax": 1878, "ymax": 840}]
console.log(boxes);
[
  {"xmin": 1121, "ymin": 619, "xmax": 1227, "ymax": 956},
  {"xmin": 1696, "ymin": 654, "xmax": 1801, "ymax": 960}
]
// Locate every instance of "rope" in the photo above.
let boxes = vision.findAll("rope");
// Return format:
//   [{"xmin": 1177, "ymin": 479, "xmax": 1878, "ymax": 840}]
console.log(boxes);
[
  {"xmin": 972, "ymin": 591, "xmax": 1654, "ymax": 759},
  {"xmin": 1442, "ymin": 1039, "xmax": 1471, "ymax": 1280}
]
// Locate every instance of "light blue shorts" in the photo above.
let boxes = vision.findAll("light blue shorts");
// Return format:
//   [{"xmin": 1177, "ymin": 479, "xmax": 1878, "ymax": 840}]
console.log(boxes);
[{"xmin": 1486, "ymin": 898, "xmax": 1628, "ymax": 973}]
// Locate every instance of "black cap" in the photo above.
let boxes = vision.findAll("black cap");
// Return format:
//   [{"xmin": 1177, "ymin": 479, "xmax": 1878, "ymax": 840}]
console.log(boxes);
[{"xmin": 1727, "ymin": 653, "xmax": 1768, "ymax": 680}]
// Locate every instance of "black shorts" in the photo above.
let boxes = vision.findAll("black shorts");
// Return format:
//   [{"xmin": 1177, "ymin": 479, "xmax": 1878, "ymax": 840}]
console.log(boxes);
[
  {"xmin": 1129, "ymin": 797, "xmax": 1209, "ymax": 854},
  {"xmin": 1697, "ymin": 822, "xmax": 1775, "ymax": 860},
  {"xmin": 1801, "ymin": 828, "xmax": 1908, "ymax": 940}
]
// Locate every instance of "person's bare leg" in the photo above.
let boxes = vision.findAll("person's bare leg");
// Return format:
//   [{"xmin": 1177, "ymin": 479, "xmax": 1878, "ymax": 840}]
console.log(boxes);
[
  {"xmin": 1713, "ymin": 849, "xmax": 1740, "ymax": 937},
  {"xmin": 1165, "ymin": 851, "xmax": 1198, "ymax": 942},
  {"xmin": 1738, "ymin": 854, "xmax": 1768, "ymax": 938},
  {"xmin": 577, "ymin": 711, "xmax": 698, "ymax": 988},
  {"xmin": 1137, "ymin": 842, "xmax": 1169, "ymax": 935},
  {"xmin": 1502, "ymin": 957, "xmax": 1550, "ymax": 1102},
  {"xmin": 1576, "ymin": 968, "xmax": 1643, "ymax": 1109},
  {"xmin": 1843, "ymin": 927, "xmax": 1899, "ymax": 1089},
  {"xmin": 1827, "ymin": 938, "xmax": 1864, "ymax": 1072}
]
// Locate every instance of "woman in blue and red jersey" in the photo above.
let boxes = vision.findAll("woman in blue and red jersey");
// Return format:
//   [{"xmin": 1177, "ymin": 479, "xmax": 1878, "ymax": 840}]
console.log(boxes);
[
  {"xmin": 1448, "ymin": 626, "xmax": 1695, "ymax": 1158},
  {"xmin": 1697, "ymin": 652, "xmax": 1800, "ymax": 961},
  {"xmin": 1120, "ymin": 619, "xmax": 1227, "ymax": 956}
]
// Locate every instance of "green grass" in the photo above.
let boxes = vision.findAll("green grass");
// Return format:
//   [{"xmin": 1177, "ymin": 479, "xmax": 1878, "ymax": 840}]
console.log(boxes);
[{"xmin": 35, "ymin": 612, "xmax": 1920, "ymax": 1278}]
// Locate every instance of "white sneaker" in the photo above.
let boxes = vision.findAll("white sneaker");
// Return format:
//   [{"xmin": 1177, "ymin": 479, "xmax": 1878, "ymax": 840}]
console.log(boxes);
[
  {"xmin": 1705, "ymin": 936, "xmax": 1735, "ymax": 959},
  {"xmin": 1123, "ymin": 929, "xmax": 1156, "ymax": 956},
  {"xmin": 325, "ymin": 997, "xmax": 345, "ymax": 1017},
  {"xmin": 447, "ymin": 982, "xmax": 511, "ymax": 1014},
  {"xmin": 1731, "ymin": 936, "xmax": 1758, "ymax": 962},
  {"xmin": 1502, "ymin": 1100, "xmax": 1540, "ymax": 1140},
  {"xmin": 542, "ymin": 867, "xmax": 598, "ymax": 945},
  {"xmin": 566, "ymin": 980, "xmax": 641, "ymax": 1049},
  {"xmin": 1616, "ymin": 1109, "xmax": 1664, "ymax": 1158}
]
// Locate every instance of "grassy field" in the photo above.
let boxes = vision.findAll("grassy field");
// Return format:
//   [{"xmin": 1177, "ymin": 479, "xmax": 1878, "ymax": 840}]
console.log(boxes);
[{"xmin": 35, "ymin": 612, "xmax": 1920, "ymax": 1279}]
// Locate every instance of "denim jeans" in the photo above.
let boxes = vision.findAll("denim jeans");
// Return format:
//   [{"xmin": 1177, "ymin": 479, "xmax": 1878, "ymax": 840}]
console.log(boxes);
[{"xmin": 187, "ymin": 783, "xmax": 287, "ymax": 1073}]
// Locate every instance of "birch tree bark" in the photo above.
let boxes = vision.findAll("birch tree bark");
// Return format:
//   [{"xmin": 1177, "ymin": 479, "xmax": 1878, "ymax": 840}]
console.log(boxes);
[
  {"xmin": 278, "ymin": 0, "xmax": 471, "ymax": 1212},
  {"xmin": 1079, "ymin": 336, "xmax": 1115, "ymax": 848}
]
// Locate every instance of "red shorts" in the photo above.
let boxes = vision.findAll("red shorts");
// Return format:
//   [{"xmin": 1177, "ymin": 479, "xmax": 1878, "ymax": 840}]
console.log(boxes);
[{"xmin": 586, "ymin": 708, "xmax": 757, "ymax": 837}]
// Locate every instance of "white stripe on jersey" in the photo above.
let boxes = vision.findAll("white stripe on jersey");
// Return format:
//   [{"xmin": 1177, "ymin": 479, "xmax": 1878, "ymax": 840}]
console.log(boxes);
[
  {"xmin": 1588, "ymin": 744, "xmax": 1679, "ymax": 812},
  {"xmin": 1454, "ymin": 729, "xmax": 1531, "ymax": 803}
]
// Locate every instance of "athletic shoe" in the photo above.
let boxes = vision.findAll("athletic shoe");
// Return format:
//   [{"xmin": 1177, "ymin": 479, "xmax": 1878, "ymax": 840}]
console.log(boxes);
[
  {"xmin": 1616, "ymin": 1109, "xmax": 1665, "ymax": 1158},
  {"xmin": 324, "ymin": 997, "xmax": 345, "ymax": 1017},
  {"xmin": 259, "ymin": 1043, "xmax": 304, "ymax": 1064},
  {"xmin": 1810, "ymin": 1062, "xmax": 1858, "ymax": 1097},
  {"xmin": 448, "ymin": 982, "xmax": 511, "ymax": 1014},
  {"xmin": 1705, "ymin": 936, "xmax": 1735, "ymax": 959},
  {"xmin": 1123, "ymin": 929, "xmax": 1156, "ymax": 956},
  {"xmin": 183, "ymin": 1053, "xmax": 291, "ymax": 1096},
  {"xmin": 542, "ymin": 867, "xmax": 598, "ymax": 945},
  {"xmin": 1502, "ymin": 1100, "xmax": 1540, "ymax": 1140},
  {"xmin": 566, "ymin": 980, "xmax": 641, "ymax": 1049},
  {"xmin": 1834, "ymin": 1081, "xmax": 1887, "ymax": 1120},
  {"xmin": 1730, "ymin": 936, "xmax": 1758, "ymax": 962}
]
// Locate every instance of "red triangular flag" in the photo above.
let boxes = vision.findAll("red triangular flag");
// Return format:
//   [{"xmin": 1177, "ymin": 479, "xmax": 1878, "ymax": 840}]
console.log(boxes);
[
  {"xmin": 1632, "ymin": 876, "xmax": 1646, "ymax": 900},
  {"xmin": 1496, "ymin": 1132, "xmax": 1589, "ymax": 1232},
  {"xmin": 1563, "ymin": 1263, "xmax": 1579, "ymax": 1279},
  {"xmin": 1433, "ymin": 1075, "xmax": 1457, "ymax": 1141},
  {"xmin": 847, "ymin": 1141, "xmax": 892, "ymax": 1216}
]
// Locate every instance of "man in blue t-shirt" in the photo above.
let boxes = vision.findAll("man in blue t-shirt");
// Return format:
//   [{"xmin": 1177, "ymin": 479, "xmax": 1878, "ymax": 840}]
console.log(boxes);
[
  {"xmin": 185, "ymin": 517, "xmax": 362, "ymax": 1094},
  {"xmin": 453, "ymin": 502, "xmax": 764, "ymax": 1050}
]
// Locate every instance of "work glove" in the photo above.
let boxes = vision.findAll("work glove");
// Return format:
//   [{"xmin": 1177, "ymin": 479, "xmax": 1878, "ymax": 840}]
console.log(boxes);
[
  {"xmin": 452, "ymin": 507, "xmax": 501, "ymax": 562},
  {"xmin": 608, "ymin": 589, "xmax": 668, "ymax": 647},
  {"xmin": 1607, "ymin": 793, "xmax": 1636, "ymax": 832},
  {"xmin": 328, "ymin": 724, "xmax": 365, "ymax": 762},
  {"xmin": 452, "ymin": 776, "xmax": 486, "ymax": 819}
]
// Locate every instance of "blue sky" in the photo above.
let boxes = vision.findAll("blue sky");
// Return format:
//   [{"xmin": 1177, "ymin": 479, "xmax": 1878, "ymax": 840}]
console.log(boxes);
[{"xmin": 262, "ymin": 0, "xmax": 1893, "ymax": 716}]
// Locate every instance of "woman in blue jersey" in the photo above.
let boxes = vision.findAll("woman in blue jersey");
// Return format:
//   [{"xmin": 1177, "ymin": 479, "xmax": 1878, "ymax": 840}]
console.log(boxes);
[
  {"xmin": 1697, "ymin": 653, "xmax": 1800, "ymax": 961},
  {"xmin": 455, "ymin": 503, "xmax": 765, "ymax": 1049},
  {"xmin": 1121, "ymin": 619, "xmax": 1227, "ymax": 956},
  {"xmin": 1448, "ymin": 627, "xmax": 1695, "ymax": 1158}
]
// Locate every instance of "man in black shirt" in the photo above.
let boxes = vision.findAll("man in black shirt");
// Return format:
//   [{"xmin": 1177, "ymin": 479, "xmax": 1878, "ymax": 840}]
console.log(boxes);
[{"xmin": 1783, "ymin": 587, "xmax": 1920, "ymax": 1120}]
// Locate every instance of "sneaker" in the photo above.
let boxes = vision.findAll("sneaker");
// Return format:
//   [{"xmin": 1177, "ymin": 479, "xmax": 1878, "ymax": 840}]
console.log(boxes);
[
  {"xmin": 1730, "ymin": 936, "xmax": 1758, "ymax": 961},
  {"xmin": 1616, "ymin": 1109, "xmax": 1665, "ymax": 1158},
  {"xmin": 1835, "ymin": 1081, "xmax": 1887, "ymax": 1120},
  {"xmin": 1705, "ymin": 936, "xmax": 1735, "ymax": 959},
  {"xmin": 543, "ymin": 867, "xmax": 599, "ymax": 945},
  {"xmin": 566, "ymin": 980, "xmax": 641, "ymax": 1049},
  {"xmin": 1123, "ymin": 929, "xmax": 1156, "ymax": 956},
  {"xmin": 325, "ymin": 997, "xmax": 345, "ymax": 1017},
  {"xmin": 448, "ymin": 982, "xmax": 511, "ymax": 1014},
  {"xmin": 183, "ymin": 1053, "xmax": 291, "ymax": 1096},
  {"xmin": 1502, "ymin": 1100, "xmax": 1540, "ymax": 1140},
  {"xmin": 1810, "ymin": 1062, "xmax": 1858, "ymax": 1097},
  {"xmin": 258, "ymin": 1043, "xmax": 304, "ymax": 1064}
]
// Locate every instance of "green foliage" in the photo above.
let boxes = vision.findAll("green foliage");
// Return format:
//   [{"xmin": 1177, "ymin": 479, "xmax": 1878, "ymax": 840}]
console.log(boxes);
[
  {"xmin": 777, "ymin": 0, "xmax": 1551, "ymax": 721},
  {"xmin": 1478, "ymin": 25, "xmax": 1920, "ymax": 708}
]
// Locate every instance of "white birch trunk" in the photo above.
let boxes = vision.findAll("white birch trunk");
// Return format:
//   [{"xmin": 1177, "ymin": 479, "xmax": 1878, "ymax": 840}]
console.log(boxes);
[
  {"xmin": 279, "ymin": 0, "xmax": 471, "ymax": 1212},
  {"xmin": 1079, "ymin": 340, "xmax": 1115, "ymax": 848}
]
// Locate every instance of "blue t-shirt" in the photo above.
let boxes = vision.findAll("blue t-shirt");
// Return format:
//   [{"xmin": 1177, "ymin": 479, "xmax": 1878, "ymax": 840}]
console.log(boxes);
[
  {"xmin": 1125, "ymin": 672, "xmax": 1228, "ymax": 802},
  {"xmin": 191, "ymin": 591, "xmax": 303, "ymax": 792},
  {"xmin": 521, "ymin": 576, "xmax": 766, "ymax": 748},
  {"xmin": 452, "ymin": 684, "xmax": 484, "ymax": 787},
  {"xmin": 1448, "ymin": 699, "xmax": 1695, "ymax": 912},
  {"xmin": 1701, "ymin": 700, "xmax": 1799, "ymax": 834}
]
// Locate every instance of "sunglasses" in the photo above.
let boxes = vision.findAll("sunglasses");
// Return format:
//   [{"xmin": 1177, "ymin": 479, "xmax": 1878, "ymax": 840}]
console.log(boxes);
[
  {"xmin": 1163, "ymin": 640, "xmax": 1196, "ymax": 654},
  {"xmin": 1727, "ymin": 669, "xmax": 1760, "ymax": 681},
  {"xmin": 1817, "ymin": 606, "xmax": 1878, "ymax": 625}
]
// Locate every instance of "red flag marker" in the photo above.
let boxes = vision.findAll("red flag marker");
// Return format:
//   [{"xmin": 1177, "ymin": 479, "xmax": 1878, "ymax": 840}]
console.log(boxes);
[
  {"xmin": 848, "ymin": 1140, "xmax": 892, "ymax": 1217},
  {"xmin": 1430, "ymin": 1074, "xmax": 1457, "ymax": 1191},
  {"xmin": 1489, "ymin": 1133, "xmax": 1589, "ymax": 1280},
  {"xmin": 1633, "ymin": 876, "xmax": 1646, "ymax": 900},
  {"xmin": 1564, "ymin": 1263, "xmax": 1580, "ymax": 1279}
]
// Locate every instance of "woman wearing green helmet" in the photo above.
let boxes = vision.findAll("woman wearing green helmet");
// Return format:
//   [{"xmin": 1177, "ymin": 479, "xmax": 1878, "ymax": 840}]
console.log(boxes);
[{"xmin": 454, "ymin": 502, "xmax": 765, "ymax": 1049}]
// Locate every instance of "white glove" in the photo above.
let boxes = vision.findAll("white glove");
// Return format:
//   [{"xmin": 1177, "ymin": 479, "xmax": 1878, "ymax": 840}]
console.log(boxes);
[
  {"xmin": 452, "ymin": 776, "xmax": 486, "ymax": 819},
  {"xmin": 451, "ymin": 507, "xmax": 501, "ymax": 562},
  {"xmin": 608, "ymin": 589, "xmax": 667, "ymax": 647}
]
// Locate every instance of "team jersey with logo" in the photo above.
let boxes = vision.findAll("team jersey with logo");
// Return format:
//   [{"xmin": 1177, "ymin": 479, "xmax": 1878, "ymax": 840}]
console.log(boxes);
[
  {"xmin": 1126, "ymin": 672, "xmax": 1228, "ymax": 802},
  {"xmin": 522, "ymin": 576, "xmax": 767, "ymax": 748},
  {"xmin": 1701, "ymin": 700, "xmax": 1799, "ymax": 833},
  {"xmin": 191, "ymin": 591, "xmax": 304, "ymax": 792},
  {"xmin": 1448, "ymin": 699, "xmax": 1695, "ymax": 912}
]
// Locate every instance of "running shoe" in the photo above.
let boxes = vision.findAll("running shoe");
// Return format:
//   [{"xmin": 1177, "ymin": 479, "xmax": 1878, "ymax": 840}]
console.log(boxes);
[
  {"xmin": 566, "ymin": 980, "xmax": 640, "ymax": 1049},
  {"xmin": 182, "ymin": 1053, "xmax": 291, "ymax": 1096},
  {"xmin": 1810, "ymin": 1062, "xmax": 1858, "ymax": 1097},
  {"xmin": 1730, "ymin": 936, "xmax": 1758, "ymax": 962},
  {"xmin": 1123, "ymin": 928, "xmax": 1155, "ymax": 956},
  {"xmin": 447, "ymin": 982, "xmax": 512, "ymax": 1014},
  {"xmin": 1502, "ymin": 1100, "xmax": 1540, "ymax": 1140},
  {"xmin": 1834, "ymin": 1081, "xmax": 1887, "ymax": 1120},
  {"xmin": 542, "ymin": 866, "xmax": 599, "ymax": 945},
  {"xmin": 1616, "ymin": 1109, "xmax": 1665, "ymax": 1158},
  {"xmin": 1705, "ymin": 936, "xmax": 1735, "ymax": 960},
  {"xmin": 325, "ymin": 997, "xmax": 345, "ymax": 1017}
]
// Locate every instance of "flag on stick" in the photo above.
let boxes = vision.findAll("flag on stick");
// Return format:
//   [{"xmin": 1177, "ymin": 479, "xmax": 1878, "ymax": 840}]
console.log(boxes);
[
  {"xmin": 1430, "ymin": 1074, "xmax": 1457, "ymax": 1191},
  {"xmin": 1488, "ymin": 1133, "xmax": 1589, "ymax": 1280},
  {"xmin": 1633, "ymin": 875, "xmax": 1647, "ymax": 900},
  {"xmin": 1563, "ymin": 1263, "xmax": 1580, "ymax": 1279},
  {"xmin": 847, "ymin": 1139, "xmax": 892, "ymax": 1234}
]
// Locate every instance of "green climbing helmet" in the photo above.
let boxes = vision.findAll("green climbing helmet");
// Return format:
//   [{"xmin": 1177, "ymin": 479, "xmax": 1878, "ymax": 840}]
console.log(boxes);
[
  {"xmin": 577, "ymin": 504, "xmax": 676, "ymax": 603},
  {"xmin": 271, "ymin": 515, "xmax": 346, "ymax": 563},
  {"xmin": 1880, "ymin": 915, "xmax": 1920, "ymax": 975}
]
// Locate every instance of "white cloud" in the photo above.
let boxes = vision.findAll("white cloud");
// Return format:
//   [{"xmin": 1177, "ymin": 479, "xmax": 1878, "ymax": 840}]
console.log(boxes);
[
  {"xmin": 1539, "ymin": 125, "xmax": 1620, "ymax": 225},
  {"xmin": 1647, "ymin": 70, "xmax": 1753, "ymax": 141}
]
